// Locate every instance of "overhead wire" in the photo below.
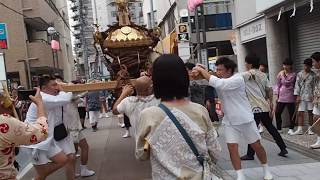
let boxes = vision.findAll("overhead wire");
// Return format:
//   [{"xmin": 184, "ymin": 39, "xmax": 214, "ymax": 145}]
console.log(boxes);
[{"xmin": 44, "ymin": 0, "xmax": 74, "ymax": 34}]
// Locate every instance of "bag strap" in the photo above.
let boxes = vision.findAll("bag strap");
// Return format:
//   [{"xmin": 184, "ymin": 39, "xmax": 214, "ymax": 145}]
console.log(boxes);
[
  {"xmin": 158, "ymin": 103, "xmax": 204, "ymax": 166},
  {"xmin": 61, "ymin": 107, "xmax": 64, "ymax": 122}
]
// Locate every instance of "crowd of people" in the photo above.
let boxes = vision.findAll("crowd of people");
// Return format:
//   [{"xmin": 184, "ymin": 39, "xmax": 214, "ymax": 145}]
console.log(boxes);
[
  {"xmin": 274, "ymin": 52, "xmax": 320, "ymax": 149},
  {"xmin": 1, "ymin": 52, "xmax": 320, "ymax": 180}
]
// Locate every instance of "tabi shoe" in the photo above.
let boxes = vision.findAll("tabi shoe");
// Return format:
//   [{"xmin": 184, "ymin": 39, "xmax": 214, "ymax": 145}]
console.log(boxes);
[
  {"xmin": 240, "ymin": 155, "xmax": 254, "ymax": 161},
  {"xmin": 104, "ymin": 113, "xmax": 110, "ymax": 118},
  {"xmin": 310, "ymin": 141, "xmax": 320, "ymax": 149},
  {"xmin": 291, "ymin": 129, "xmax": 303, "ymax": 135},
  {"xmin": 287, "ymin": 129, "xmax": 294, "ymax": 135},
  {"xmin": 264, "ymin": 172, "xmax": 273, "ymax": 180},
  {"xmin": 236, "ymin": 174, "xmax": 246, "ymax": 180},
  {"xmin": 263, "ymin": 167, "xmax": 273, "ymax": 180},
  {"xmin": 308, "ymin": 129, "xmax": 315, "ymax": 135},
  {"xmin": 278, "ymin": 149, "xmax": 288, "ymax": 157},
  {"xmin": 81, "ymin": 168, "xmax": 95, "ymax": 177},
  {"xmin": 122, "ymin": 130, "xmax": 131, "ymax": 138}
]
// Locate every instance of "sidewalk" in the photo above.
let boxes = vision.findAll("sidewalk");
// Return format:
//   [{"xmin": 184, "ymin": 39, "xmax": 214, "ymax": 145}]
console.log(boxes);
[
  {"xmin": 215, "ymin": 125, "xmax": 319, "ymax": 180},
  {"xmin": 278, "ymin": 127, "xmax": 320, "ymax": 153}
]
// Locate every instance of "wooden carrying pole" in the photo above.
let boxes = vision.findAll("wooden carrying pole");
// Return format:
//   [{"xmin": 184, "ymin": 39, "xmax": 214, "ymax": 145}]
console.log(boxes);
[
  {"xmin": 61, "ymin": 74, "xmax": 204, "ymax": 92},
  {"xmin": 61, "ymin": 80, "xmax": 136, "ymax": 92}
]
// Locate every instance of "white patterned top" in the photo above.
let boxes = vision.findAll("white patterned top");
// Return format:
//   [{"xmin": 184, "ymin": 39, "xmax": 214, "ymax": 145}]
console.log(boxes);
[{"xmin": 136, "ymin": 102, "xmax": 221, "ymax": 180}]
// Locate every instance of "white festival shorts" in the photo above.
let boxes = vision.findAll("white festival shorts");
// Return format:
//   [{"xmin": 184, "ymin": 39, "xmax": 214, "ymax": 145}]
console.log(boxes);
[
  {"xmin": 224, "ymin": 121, "xmax": 261, "ymax": 144},
  {"xmin": 31, "ymin": 135, "xmax": 76, "ymax": 165},
  {"xmin": 298, "ymin": 101, "xmax": 313, "ymax": 112},
  {"xmin": 89, "ymin": 111, "xmax": 100, "ymax": 124},
  {"xmin": 70, "ymin": 130, "xmax": 85, "ymax": 144},
  {"xmin": 313, "ymin": 106, "xmax": 320, "ymax": 116}
]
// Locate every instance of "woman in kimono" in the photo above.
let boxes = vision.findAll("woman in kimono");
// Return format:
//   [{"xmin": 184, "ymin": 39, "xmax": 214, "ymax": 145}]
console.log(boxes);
[
  {"xmin": 136, "ymin": 54, "xmax": 221, "ymax": 180},
  {"xmin": 0, "ymin": 88, "xmax": 48, "ymax": 180}
]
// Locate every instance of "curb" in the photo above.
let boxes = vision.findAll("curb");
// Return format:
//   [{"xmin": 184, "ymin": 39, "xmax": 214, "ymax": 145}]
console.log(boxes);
[{"xmin": 262, "ymin": 133, "xmax": 320, "ymax": 161}]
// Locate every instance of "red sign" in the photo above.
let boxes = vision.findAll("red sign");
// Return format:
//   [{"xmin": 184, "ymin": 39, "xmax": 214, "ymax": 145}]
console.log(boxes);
[{"xmin": 0, "ymin": 40, "xmax": 7, "ymax": 49}]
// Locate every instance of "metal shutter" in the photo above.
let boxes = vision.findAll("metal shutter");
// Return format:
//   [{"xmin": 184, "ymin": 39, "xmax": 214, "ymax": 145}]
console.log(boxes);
[{"xmin": 290, "ymin": 5, "xmax": 320, "ymax": 71}]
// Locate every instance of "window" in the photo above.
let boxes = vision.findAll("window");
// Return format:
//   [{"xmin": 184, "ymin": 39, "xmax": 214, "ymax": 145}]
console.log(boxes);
[
  {"xmin": 203, "ymin": 1, "xmax": 231, "ymax": 15},
  {"xmin": 147, "ymin": 10, "xmax": 157, "ymax": 28},
  {"xmin": 186, "ymin": 13, "xmax": 232, "ymax": 32}
]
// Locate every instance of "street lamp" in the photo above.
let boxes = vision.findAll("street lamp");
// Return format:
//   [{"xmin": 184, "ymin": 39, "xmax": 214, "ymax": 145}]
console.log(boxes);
[
  {"xmin": 47, "ymin": 27, "xmax": 57, "ymax": 35},
  {"xmin": 47, "ymin": 27, "xmax": 60, "ymax": 73}
]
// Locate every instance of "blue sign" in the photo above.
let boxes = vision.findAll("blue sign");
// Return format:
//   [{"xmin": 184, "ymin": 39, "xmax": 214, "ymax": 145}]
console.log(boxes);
[{"xmin": 0, "ymin": 23, "xmax": 8, "ymax": 49}]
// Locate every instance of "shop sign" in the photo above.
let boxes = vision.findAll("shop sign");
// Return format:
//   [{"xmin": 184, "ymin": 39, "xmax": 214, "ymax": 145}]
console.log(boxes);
[
  {"xmin": 177, "ymin": 23, "xmax": 190, "ymax": 42},
  {"xmin": 0, "ymin": 53, "xmax": 6, "ymax": 80},
  {"xmin": 0, "ymin": 23, "xmax": 8, "ymax": 49},
  {"xmin": 240, "ymin": 18, "xmax": 266, "ymax": 43}
]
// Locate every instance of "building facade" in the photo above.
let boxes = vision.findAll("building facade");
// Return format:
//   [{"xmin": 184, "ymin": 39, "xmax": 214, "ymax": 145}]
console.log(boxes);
[
  {"xmin": 69, "ymin": 0, "xmax": 95, "ymax": 79},
  {"xmin": 104, "ymin": 0, "xmax": 144, "ymax": 28},
  {"xmin": 235, "ymin": 0, "xmax": 320, "ymax": 85},
  {"xmin": 0, "ymin": 0, "xmax": 74, "ymax": 88},
  {"xmin": 143, "ymin": 0, "xmax": 235, "ymax": 66}
]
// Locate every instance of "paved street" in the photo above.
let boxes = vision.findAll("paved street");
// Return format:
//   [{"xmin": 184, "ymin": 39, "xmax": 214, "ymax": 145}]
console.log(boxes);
[
  {"xmin": 19, "ymin": 114, "xmax": 320, "ymax": 180},
  {"xmin": 20, "ymin": 114, "xmax": 151, "ymax": 180},
  {"xmin": 216, "ymin": 125, "xmax": 319, "ymax": 180}
]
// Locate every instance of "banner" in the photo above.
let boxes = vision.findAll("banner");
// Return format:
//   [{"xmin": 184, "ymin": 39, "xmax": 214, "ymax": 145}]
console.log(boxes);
[
  {"xmin": 0, "ymin": 53, "xmax": 6, "ymax": 80},
  {"xmin": 0, "ymin": 23, "xmax": 8, "ymax": 49}
]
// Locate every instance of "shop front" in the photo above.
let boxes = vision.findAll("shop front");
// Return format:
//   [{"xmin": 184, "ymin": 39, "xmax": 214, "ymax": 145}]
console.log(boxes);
[
  {"xmin": 262, "ymin": 0, "xmax": 320, "ymax": 153},
  {"xmin": 236, "ymin": 17, "xmax": 268, "ymax": 73},
  {"xmin": 289, "ymin": 4, "xmax": 320, "ymax": 71}
]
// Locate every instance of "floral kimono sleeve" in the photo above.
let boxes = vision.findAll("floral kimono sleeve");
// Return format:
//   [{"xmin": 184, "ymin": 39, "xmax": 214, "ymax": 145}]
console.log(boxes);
[{"xmin": 0, "ymin": 115, "xmax": 48, "ymax": 146}]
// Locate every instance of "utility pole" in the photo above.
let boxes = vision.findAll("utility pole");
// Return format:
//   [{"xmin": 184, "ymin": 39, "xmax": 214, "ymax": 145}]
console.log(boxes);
[
  {"xmin": 17, "ymin": 58, "xmax": 38, "ymax": 89},
  {"xmin": 194, "ymin": 6, "xmax": 201, "ymax": 64},
  {"xmin": 188, "ymin": 9, "xmax": 195, "ymax": 63},
  {"xmin": 150, "ymin": 0, "xmax": 155, "ymax": 28},
  {"xmin": 200, "ymin": 3, "xmax": 208, "ymax": 68},
  {"xmin": 79, "ymin": 0, "xmax": 89, "ymax": 80}
]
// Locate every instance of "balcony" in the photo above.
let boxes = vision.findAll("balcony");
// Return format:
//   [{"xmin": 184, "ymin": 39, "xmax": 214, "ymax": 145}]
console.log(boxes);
[
  {"xmin": 74, "ymin": 30, "xmax": 81, "ymax": 36},
  {"xmin": 22, "ymin": 0, "xmax": 57, "ymax": 30},
  {"xmin": 70, "ymin": 2, "xmax": 79, "ymax": 11},
  {"xmin": 74, "ymin": 39, "xmax": 81, "ymax": 45},
  {"xmin": 71, "ymin": 11, "xmax": 80, "ymax": 19},
  {"xmin": 27, "ymin": 40, "xmax": 54, "ymax": 68},
  {"xmin": 72, "ymin": 20, "xmax": 82, "ymax": 28}
]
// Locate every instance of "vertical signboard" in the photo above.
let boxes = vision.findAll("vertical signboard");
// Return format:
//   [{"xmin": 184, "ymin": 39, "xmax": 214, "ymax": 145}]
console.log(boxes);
[
  {"xmin": 0, "ymin": 23, "xmax": 8, "ymax": 49},
  {"xmin": 177, "ymin": 23, "xmax": 190, "ymax": 42},
  {"xmin": 201, "ymin": 49, "xmax": 208, "ymax": 69},
  {"xmin": 0, "ymin": 53, "xmax": 6, "ymax": 80}
]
